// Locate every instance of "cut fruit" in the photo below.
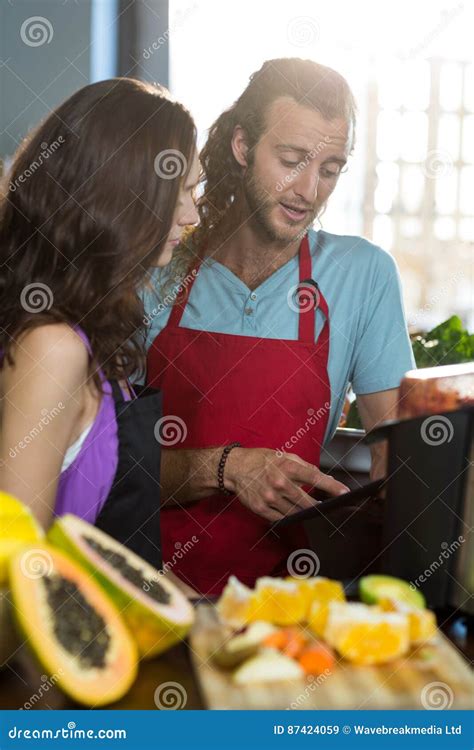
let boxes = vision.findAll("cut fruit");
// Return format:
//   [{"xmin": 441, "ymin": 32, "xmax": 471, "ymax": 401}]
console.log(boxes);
[
  {"xmin": 9, "ymin": 543, "xmax": 137, "ymax": 706},
  {"xmin": 359, "ymin": 575, "xmax": 425, "ymax": 609},
  {"xmin": 233, "ymin": 649, "xmax": 304, "ymax": 685},
  {"xmin": 291, "ymin": 577, "xmax": 346, "ymax": 635},
  {"xmin": 217, "ymin": 576, "xmax": 255, "ymax": 627},
  {"xmin": 286, "ymin": 576, "xmax": 346, "ymax": 624},
  {"xmin": 263, "ymin": 626, "xmax": 308, "ymax": 659},
  {"xmin": 379, "ymin": 598, "xmax": 437, "ymax": 645},
  {"xmin": 213, "ymin": 621, "xmax": 277, "ymax": 669},
  {"xmin": 0, "ymin": 493, "xmax": 44, "ymax": 585},
  {"xmin": 298, "ymin": 642, "xmax": 335, "ymax": 676},
  {"xmin": 48, "ymin": 514, "xmax": 195, "ymax": 659},
  {"xmin": 0, "ymin": 491, "xmax": 36, "ymax": 516},
  {"xmin": 250, "ymin": 577, "xmax": 307, "ymax": 625},
  {"xmin": 324, "ymin": 602, "xmax": 410, "ymax": 665}
]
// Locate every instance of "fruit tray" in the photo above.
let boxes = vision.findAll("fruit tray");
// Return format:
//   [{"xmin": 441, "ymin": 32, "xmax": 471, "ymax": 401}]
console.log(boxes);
[{"xmin": 189, "ymin": 604, "xmax": 474, "ymax": 710}]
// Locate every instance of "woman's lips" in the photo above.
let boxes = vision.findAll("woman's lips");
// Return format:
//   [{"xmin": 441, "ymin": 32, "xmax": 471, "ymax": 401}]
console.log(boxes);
[{"xmin": 278, "ymin": 202, "xmax": 308, "ymax": 222}]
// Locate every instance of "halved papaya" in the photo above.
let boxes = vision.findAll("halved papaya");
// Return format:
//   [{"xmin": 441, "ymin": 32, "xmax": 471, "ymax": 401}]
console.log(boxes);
[
  {"xmin": 9, "ymin": 543, "xmax": 137, "ymax": 706},
  {"xmin": 48, "ymin": 515, "xmax": 195, "ymax": 659}
]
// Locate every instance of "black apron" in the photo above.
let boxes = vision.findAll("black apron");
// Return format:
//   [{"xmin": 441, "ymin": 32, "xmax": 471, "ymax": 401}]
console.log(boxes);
[{"xmin": 94, "ymin": 382, "xmax": 163, "ymax": 570}]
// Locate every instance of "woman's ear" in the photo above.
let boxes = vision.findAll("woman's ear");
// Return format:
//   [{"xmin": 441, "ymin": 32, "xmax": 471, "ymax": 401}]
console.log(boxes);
[{"xmin": 231, "ymin": 125, "xmax": 249, "ymax": 168}]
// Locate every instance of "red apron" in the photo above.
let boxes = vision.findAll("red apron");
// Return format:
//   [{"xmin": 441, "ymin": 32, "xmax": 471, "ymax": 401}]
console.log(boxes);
[{"xmin": 146, "ymin": 233, "xmax": 331, "ymax": 595}]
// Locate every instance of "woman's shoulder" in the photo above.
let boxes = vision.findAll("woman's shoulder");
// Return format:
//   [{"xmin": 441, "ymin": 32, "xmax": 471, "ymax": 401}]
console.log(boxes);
[{"xmin": 11, "ymin": 323, "xmax": 90, "ymax": 388}]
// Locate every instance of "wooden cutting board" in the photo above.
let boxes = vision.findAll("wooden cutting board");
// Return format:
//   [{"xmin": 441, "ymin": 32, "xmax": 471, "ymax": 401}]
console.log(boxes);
[{"xmin": 189, "ymin": 604, "xmax": 474, "ymax": 710}]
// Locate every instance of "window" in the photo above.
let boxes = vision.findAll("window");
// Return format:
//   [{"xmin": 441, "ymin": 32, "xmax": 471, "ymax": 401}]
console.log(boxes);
[{"xmin": 169, "ymin": 0, "xmax": 473, "ymax": 330}]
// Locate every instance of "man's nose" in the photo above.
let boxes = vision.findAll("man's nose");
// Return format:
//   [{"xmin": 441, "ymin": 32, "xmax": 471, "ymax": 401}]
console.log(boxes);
[{"xmin": 293, "ymin": 166, "xmax": 319, "ymax": 205}]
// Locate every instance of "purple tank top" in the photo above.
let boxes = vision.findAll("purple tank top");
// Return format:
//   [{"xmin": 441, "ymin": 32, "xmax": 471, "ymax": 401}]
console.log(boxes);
[{"xmin": 54, "ymin": 327, "xmax": 131, "ymax": 523}]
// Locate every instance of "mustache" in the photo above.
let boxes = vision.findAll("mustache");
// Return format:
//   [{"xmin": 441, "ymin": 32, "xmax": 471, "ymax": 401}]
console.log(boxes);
[{"xmin": 279, "ymin": 200, "xmax": 314, "ymax": 212}]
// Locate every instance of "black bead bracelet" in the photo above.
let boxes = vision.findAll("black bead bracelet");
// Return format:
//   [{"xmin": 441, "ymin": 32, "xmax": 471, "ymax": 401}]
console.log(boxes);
[{"xmin": 217, "ymin": 442, "xmax": 241, "ymax": 495}]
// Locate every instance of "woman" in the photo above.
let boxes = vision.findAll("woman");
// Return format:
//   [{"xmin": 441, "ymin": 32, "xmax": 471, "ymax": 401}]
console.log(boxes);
[{"xmin": 0, "ymin": 78, "xmax": 199, "ymax": 568}]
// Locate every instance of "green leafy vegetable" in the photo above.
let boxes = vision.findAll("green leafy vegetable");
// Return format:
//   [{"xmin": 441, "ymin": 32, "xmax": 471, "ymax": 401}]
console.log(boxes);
[{"xmin": 411, "ymin": 315, "xmax": 474, "ymax": 368}]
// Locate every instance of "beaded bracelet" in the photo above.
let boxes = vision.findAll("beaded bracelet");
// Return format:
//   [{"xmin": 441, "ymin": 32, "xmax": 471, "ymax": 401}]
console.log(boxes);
[{"xmin": 217, "ymin": 442, "xmax": 241, "ymax": 495}]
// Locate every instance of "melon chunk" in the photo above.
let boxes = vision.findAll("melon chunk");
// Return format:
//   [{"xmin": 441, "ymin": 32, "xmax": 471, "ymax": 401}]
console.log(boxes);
[{"xmin": 233, "ymin": 650, "xmax": 304, "ymax": 685}]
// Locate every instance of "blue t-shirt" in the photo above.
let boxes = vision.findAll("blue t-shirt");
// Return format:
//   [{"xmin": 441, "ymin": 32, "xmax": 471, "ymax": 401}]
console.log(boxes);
[{"xmin": 140, "ymin": 228, "xmax": 415, "ymax": 445}]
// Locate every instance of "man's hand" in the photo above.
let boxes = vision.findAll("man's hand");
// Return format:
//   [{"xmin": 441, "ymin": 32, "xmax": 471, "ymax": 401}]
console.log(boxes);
[{"xmin": 225, "ymin": 448, "xmax": 349, "ymax": 523}]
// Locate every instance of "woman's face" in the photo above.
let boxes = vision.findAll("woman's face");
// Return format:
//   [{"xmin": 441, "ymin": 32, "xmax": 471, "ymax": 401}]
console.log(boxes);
[{"xmin": 157, "ymin": 149, "xmax": 200, "ymax": 267}]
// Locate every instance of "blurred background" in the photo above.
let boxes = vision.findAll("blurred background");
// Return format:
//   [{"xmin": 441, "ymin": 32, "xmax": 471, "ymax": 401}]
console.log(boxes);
[{"xmin": 0, "ymin": 0, "xmax": 472, "ymax": 331}]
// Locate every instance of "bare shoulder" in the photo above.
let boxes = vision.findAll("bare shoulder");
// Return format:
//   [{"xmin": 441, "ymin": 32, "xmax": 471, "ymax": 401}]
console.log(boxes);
[{"xmin": 7, "ymin": 323, "xmax": 90, "ymax": 392}]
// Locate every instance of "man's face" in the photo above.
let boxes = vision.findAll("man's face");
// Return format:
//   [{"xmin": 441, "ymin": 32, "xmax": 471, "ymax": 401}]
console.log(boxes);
[{"xmin": 241, "ymin": 96, "xmax": 352, "ymax": 245}]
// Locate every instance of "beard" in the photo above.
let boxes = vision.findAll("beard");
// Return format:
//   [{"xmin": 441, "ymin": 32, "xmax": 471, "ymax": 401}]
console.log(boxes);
[{"xmin": 242, "ymin": 163, "xmax": 318, "ymax": 246}]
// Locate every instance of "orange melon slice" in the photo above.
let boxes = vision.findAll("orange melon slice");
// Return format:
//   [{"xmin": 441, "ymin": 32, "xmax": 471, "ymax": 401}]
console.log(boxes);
[
  {"xmin": 250, "ymin": 577, "xmax": 308, "ymax": 625},
  {"xmin": 379, "ymin": 598, "xmax": 437, "ymax": 645},
  {"xmin": 324, "ymin": 601, "xmax": 410, "ymax": 665},
  {"xmin": 287, "ymin": 576, "xmax": 345, "ymax": 633}
]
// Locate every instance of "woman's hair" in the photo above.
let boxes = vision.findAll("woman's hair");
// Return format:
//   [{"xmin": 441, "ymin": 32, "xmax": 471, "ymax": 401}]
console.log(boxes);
[
  {"xmin": 0, "ymin": 77, "xmax": 196, "ymax": 383},
  {"xmin": 172, "ymin": 57, "xmax": 356, "ymax": 279}
]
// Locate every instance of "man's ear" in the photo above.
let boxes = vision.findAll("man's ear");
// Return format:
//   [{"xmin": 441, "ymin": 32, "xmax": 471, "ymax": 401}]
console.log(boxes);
[{"xmin": 231, "ymin": 125, "xmax": 249, "ymax": 168}]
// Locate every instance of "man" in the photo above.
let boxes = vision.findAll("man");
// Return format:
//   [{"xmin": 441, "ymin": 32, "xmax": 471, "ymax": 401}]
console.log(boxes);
[{"xmin": 142, "ymin": 58, "xmax": 415, "ymax": 595}]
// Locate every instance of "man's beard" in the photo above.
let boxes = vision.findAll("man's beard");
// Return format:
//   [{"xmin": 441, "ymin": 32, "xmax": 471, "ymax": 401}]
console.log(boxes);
[{"xmin": 242, "ymin": 164, "xmax": 317, "ymax": 245}]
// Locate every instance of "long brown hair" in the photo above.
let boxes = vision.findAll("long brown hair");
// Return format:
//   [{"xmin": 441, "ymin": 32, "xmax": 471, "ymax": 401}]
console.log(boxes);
[
  {"xmin": 172, "ymin": 57, "xmax": 356, "ymax": 279},
  {"xmin": 0, "ymin": 77, "xmax": 196, "ymax": 383}
]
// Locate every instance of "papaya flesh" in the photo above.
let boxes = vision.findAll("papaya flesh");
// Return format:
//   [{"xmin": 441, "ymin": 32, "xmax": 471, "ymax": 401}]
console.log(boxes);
[
  {"xmin": 9, "ymin": 543, "xmax": 138, "ymax": 706},
  {"xmin": 48, "ymin": 515, "xmax": 195, "ymax": 659}
]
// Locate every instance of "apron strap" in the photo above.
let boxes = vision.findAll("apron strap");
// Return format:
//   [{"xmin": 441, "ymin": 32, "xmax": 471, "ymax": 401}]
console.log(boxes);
[
  {"xmin": 167, "ymin": 261, "xmax": 202, "ymax": 328},
  {"xmin": 297, "ymin": 234, "xmax": 329, "ymax": 345},
  {"xmin": 166, "ymin": 234, "xmax": 330, "ymax": 348}
]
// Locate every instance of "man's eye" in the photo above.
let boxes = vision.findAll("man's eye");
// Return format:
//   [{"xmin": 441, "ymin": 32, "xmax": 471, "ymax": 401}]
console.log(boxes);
[
  {"xmin": 281, "ymin": 159, "xmax": 301, "ymax": 168},
  {"xmin": 320, "ymin": 166, "xmax": 341, "ymax": 179}
]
